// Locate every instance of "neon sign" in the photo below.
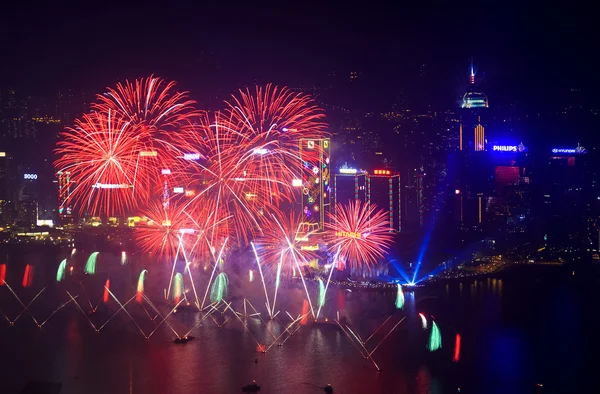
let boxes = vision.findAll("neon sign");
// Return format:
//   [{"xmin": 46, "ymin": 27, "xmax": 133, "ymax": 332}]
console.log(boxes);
[
  {"xmin": 493, "ymin": 145, "xmax": 517, "ymax": 152},
  {"xmin": 173, "ymin": 187, "xmax": 184, "ymax": 193},
  {"xmin": 179, "ymin": 228, "xmax": 195, "ymax": 234},
  {"xmin": 339, "ymin": 168, "xmax": 357, "ymax": 174},
  {"xmin": 185, "ymin": 189, "xmax": 195, "ymax": 197},
  {"xmin": 253, "ymin": 148, "xmax": 268, "ymax": 155},
  {"xmin": 24, "ymin": 174, "xmax": 38, "ymax": 180},
  {"xmin": 292, "ymin": 179, "xmax": 302, "ymax": 187},
  {"xmin": 373, "ymin": 169, "xmax": 391, "ymax": 175},
  {"xmin": 552, "ymin": 146, "xmax": 586, "ymax": 154},
  {"xmin": 300, "ymin": 244, "xmax": 319, "ymax": 251},
  {"xmin": 183, "ymin": 153, "xmax": 200, "ymax": 160},
  {"xmin": 335, "ymin": 231, "xmax": 362, "ymax": 238},
  {"xmin": 92, "ymin": 183, "xmax": 130, "ymax": 189},
  {"xmin": 139, "ymin": 151, "xmax": 157, "ymax": 157},
  {"xmin": 161, "ymin": 169, "xmax": 171, "ymax": 175}
]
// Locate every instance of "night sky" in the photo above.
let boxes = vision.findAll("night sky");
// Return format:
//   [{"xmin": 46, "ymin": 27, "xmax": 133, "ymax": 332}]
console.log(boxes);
[{"xmin": 1, "ymin": 3, "xmax": 597, "ymax": 110}]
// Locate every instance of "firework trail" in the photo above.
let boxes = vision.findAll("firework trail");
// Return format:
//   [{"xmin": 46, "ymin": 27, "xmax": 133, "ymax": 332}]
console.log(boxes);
[
  {"xmin": 248, "ymin": 270, "xmax": 254, "ymax": 283},
  {"xmin": 172, "ymin": 273, "xmax": 183, "ymax": 304},
  {"xmin": 22, "ymin": 265, "xmax": 34, "ymax": 288},
  {"xmin": 71, "ymin": 248, "xmax": 76, "ymax": 257},
  {"xmin": 419, "ymin": 313, "xmax": 428, "ymax": 330},
  {"xmin": 428, "ymin": 321, "xmax": 442, "ymax": 352},
  {"xmin": 85, "ymin": 252, "xmax": 99, "ymax": 275},
  {"xmin": 395, "ymin": 284, "xmax": 404, "ymax": 309},
  {"xmin": 326, "ymin": 201, "xmax": 394, "ymax": 270},
  {"xmin": 210, "ymin": 273, "xmax": 228, "ymax": 303},
  {"xmin": 56, "ymin": 259, "xmax": 67, "ymax": 282},
  {"xmin": 103, "ymin": 280, "xmax": 110, "ymax": 303},
  {"xmin": 453, "ymin": 333, "xmax": 461, "ymax": 362},
  {"xmin": 121, "ymin": 251, "xmax": 127, "ymax": 265},
  {"xmin": 318, "ymin": 278, "xmax": 326, "ymax": 308},
  {"xmin": 0, "ymin": 264, "xmax": 5, "ymax": 286},
  {"xmin": 136, "ymin": 270, "xmax": 148, "ymax": 303}
]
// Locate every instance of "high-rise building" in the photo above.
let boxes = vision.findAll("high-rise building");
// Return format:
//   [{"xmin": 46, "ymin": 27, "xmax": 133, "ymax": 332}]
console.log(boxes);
[
  {"xmin": 333, "ymin": 166, "xmax": 367, "ymax": 208},
  {"xmin": 459, "ymin": 62, "xmax": 488, "ymax": 152},
  {"xmin": 57, "ymin": 170, "xmax": 73, "ymax": 222},
  {"xmin": 332, "ymin": 166, "xmax": 401, "ymax": 232},
  {"xmin": 299, "ymin": 138, "xmax": 331, "ymax": 230},
  {"xmin": 369, "ymin": 169, "xmax": 401, "ymax": 232}
]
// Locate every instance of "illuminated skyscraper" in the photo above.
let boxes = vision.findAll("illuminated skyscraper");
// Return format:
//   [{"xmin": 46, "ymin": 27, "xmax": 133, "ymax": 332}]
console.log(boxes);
[
  {"xmin": 459, "ymin": 61, "xmax": 488, "ymax": 152},
  {"xmin": 57, "ymin": 170, "xmax": 73, "ymax": 221},
  {"xmin": 332, "ymin": 167, "xmax": 401, "ymax": 232},
  {"xmin": 299, "ymin": 138, "xmax": 331, "ymax": 230}
]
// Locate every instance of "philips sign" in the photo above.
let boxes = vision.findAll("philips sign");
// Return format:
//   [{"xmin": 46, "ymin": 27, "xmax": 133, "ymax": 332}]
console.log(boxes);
[
  {"xmin": 24, "ymin": 174, "xmax": 38, "ymax": 180},
  {"xmin": 493, "ymin": 145, "xmax": 517, "ymax": 152}
]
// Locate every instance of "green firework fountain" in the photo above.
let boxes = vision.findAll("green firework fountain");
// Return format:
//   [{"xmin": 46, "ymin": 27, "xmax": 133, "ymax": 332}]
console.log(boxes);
[
  {"xmin": 56, "ymin": 259, "xmax": 67, "ymax": 282},
  {"xmin": 172, "ymin": 273, "xmax": 184, "ymax": 301},
  {"xmin": 84, "ymin": 252, "xmax": 99, "ymax": 275},
  {"xmin": 395, "ymin": 284, "xmax": 404, "ymax": 309},
  {"xmin": 210, "ymin": 272, "xmax": 228, "ymax": 303},
  {"xmin": 428, "ymin": 321, "xmax": 442, "ymax": 352},
  {"xmin": 318, "ymin": 278, "xmax": 326, "ymax": 308}
]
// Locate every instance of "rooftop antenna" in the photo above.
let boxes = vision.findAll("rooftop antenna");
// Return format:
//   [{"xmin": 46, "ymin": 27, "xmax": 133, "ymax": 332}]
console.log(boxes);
[{"xmin": 469, "ymin": 56, "xmax": 475, "ymax": 85}]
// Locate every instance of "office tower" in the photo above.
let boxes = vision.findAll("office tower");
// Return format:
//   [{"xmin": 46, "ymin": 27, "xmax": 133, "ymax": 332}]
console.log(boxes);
[
  {"xmin": 369, "ymin": 169, "xmax": 401, "ymax": 232},
  {"xmin": 459, "ymin": 61, "xmax": 488, "ymax": 152},
  {"xmin": 299, "ymin": 138, "xmax": 331, "ymax": 230}
]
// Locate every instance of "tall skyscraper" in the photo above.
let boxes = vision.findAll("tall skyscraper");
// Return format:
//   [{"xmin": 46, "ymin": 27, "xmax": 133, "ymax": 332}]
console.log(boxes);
[
  {"xmin": 299, "ymin": 138, "xmax": 331, "ymax": 230},
  {"xmin": 459, "ymin": 61, "xmax": 488, "ymax": 152},
  {"xmin": 369, "ymin": 169, "xmax": 401, "ymax": 232},
  {"xmin": 332, "ymin": 166, "xmax": 401, "ymax": 233},
  {"xmin": 57, "ymin": 170, "xmax": 73, "ymax": 222}
]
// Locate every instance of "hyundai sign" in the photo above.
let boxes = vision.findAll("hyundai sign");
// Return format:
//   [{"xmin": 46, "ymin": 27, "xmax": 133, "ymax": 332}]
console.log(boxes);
[{"xmin": 24, "ymin": 174, "xmax": 38, "ymax": 180}]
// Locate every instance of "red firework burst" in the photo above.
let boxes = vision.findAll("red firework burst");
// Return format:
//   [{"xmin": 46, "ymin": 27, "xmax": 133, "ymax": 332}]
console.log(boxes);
[
  {"xmin": 325, "ymin": 201, "xmax": 394, "ymax": 270},
  {"xmin": 93, "ymin": 76, "xmax": 200, "ymax": 200},
  {"xmin": 256, "ymin": 211, "xmax": 319, "ymax": 277},
  {"xmin": 135, "ymin": 200, "xmax": 229, "ymax": 263},
  {"xmin": 54, "ymin": 110, "xmax": 141, "ymax": 216},
  {"xmin": 173, "ymin": 111, "xmax": 275, "ymax": 245},
  {"xmin": 221, "ymin": 84, "xmax": 328, "ymax": 204},
  {"xmin": 135, "ymin": 201, "xmax": 194, "ymax": 263},
  {"xmin": 93, "ymin": 75, "xmax": 198, "ymax": 138}
]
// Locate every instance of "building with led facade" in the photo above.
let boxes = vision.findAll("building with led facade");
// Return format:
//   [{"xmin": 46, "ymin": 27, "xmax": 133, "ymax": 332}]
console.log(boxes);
[
  {"xmin": 299, "ymin": 138, "xmax": 331, "ymax": 230},
  {"xmin": 57, "ymin": 170, "xmax": 73, "ymax": 221},
  {"xmin": 332, "ymin": 167, "xmax": 401, "ymax": 232},
  {"xmin": 459, "ymin": 63, "xmax": 488, "ymax": 152}
]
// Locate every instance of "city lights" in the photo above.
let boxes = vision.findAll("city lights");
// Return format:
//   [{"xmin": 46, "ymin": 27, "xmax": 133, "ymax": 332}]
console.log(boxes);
[{"xmin": 373, "ymin": 169, "xmax": 391, "ymax": 175}]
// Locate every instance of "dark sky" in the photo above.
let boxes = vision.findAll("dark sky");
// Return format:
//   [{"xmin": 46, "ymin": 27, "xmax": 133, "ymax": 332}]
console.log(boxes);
[{"xmin": 1, "ymin": 2, "xmax": 596, "ymax": 109}]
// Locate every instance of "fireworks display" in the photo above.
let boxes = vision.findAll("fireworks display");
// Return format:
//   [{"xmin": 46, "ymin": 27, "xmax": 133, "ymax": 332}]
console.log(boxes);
[
  {"xmin": 453, "ymin": 333, "xmax": 461, "ymax": 362},
  {"xmin": 56, "ymin": 259, "xmax": 67, "ymax": 282},
  {"xmin": 395, "ymin": 284, "xmax": 404, "ymax": 309},
  {"xmin": 22, "ymin": 265, "xmax": 34, "ymax": 288},
  {"xmin": 85, "ymin": 252, "xmax": 99, "ymax": 275},
  {"xmin": 103, "ymin": 280, "xmax": 110, "ymax": 303},
  {"xmin": 136, "ymin": 270, "xmax": 147, "ymax": 303},
  {"xmin": 419, "ymin": 313, "xmax": 428, "ymax": 330},
  {"xmin": 172, "ymin": 273, "xmax": 183, "ymax": 304},
  {"xmin": 428, "ymin": 321, "xmax": 442, "ymax": 352},
  {"xmin": 326, "ymin": 201, "xmax": 394, "ymax": 269},
  {"xmin": 210, "ymin": 273, "xmax": 228, "ymax": 303}
]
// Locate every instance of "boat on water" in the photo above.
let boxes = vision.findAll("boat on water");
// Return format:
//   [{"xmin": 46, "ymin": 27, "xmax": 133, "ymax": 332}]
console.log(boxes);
[
  {"xmin": 241, "ymin": 381, "xmax": 260, "ymax": 392},
  {"xmin": 173, "ymin": 336, "xmax": 195, "ymax": 344}
]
